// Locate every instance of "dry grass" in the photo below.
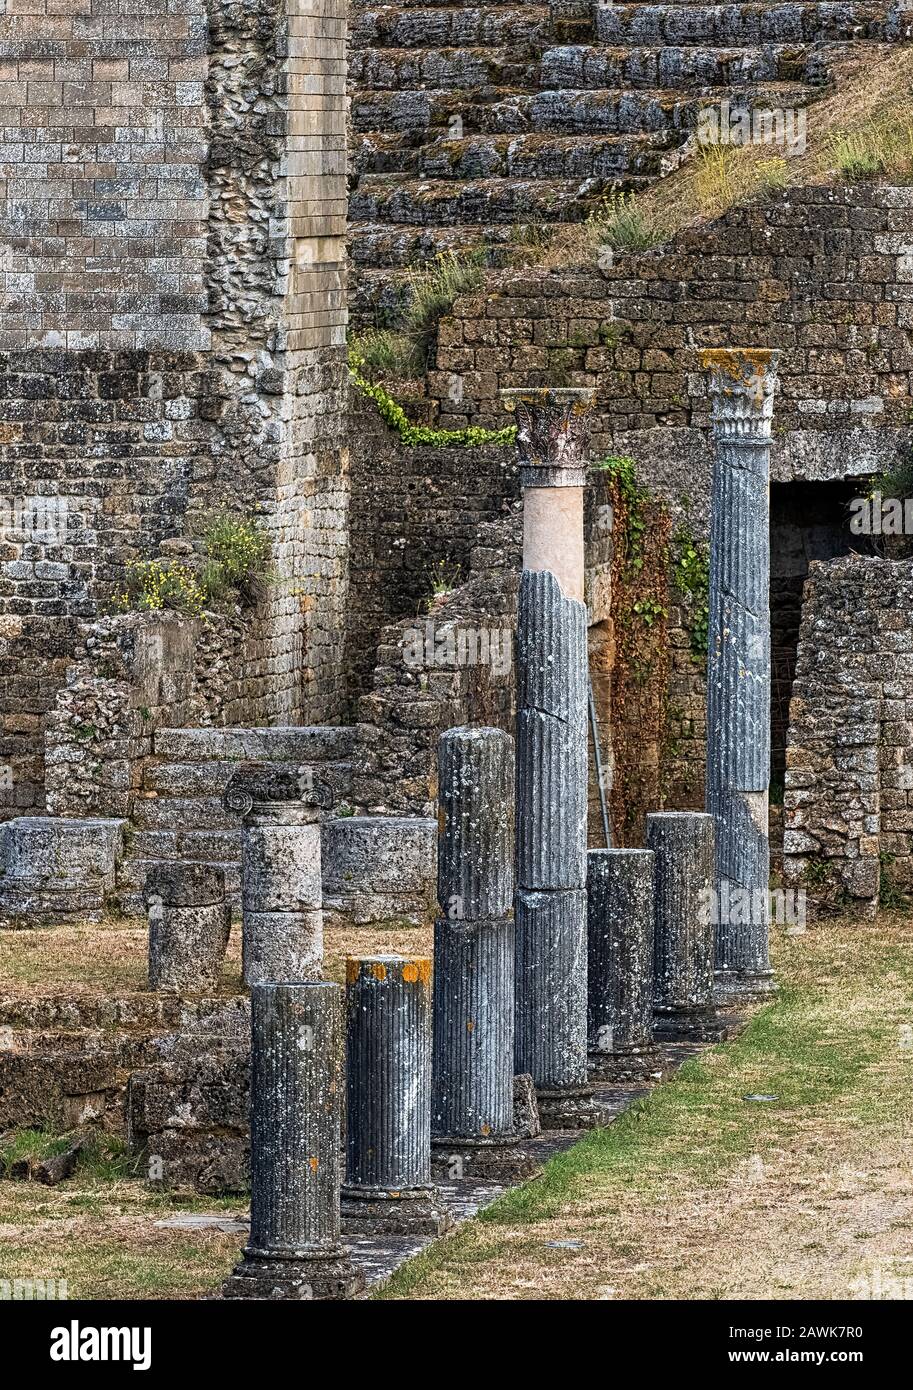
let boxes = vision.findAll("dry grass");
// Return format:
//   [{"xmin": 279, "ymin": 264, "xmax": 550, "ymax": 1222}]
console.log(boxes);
[
  {"xmin": 0, "ymin": 917, "xmax": 433, "ymax": 996},
  {"xmin": 542, "ymin": 46, "xmax": 913, "ymax": 271},
  {"xmin": 1, "ymin": 911, "xmax": 910, "ymax": 1299}
]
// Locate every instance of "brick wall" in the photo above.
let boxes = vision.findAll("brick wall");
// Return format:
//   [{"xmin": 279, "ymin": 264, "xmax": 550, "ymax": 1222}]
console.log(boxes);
[{"xmin": 0, "ymin": 0, "xmax": 350, "ymax": 818}]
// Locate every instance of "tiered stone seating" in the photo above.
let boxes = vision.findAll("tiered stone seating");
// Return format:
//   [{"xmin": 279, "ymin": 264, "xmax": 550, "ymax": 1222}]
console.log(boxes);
[{"xmin": 347, "ymin": 0, "xmax": 904, "ymax": 325}]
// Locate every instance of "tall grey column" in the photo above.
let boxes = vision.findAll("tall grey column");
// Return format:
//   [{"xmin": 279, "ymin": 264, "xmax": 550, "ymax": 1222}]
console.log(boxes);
[
  {"xmin": 432, "ymin": 727, "xmax": 538, "ymax": 1180},
  {"xmin": 587, "ymin": 848, "xmax": 660, "ymax": 1080},
  {"xmin": 342, "ymin": 955, "xmax": 451, "ymax": 1235},
  {"xmin": 647, "ymin": 812, "xmax": 719, "ymax": 1041},
  {"xmin": 223, "ymin": 981, "xmax": 364, "ymax": 1300},
  {"xmin": 502, "ymin": 386, "xmax": 602, "ymax": 1129},
  {"xmin": 703, "ymin": 348, "xmax": 779, "ymax": 1001}
]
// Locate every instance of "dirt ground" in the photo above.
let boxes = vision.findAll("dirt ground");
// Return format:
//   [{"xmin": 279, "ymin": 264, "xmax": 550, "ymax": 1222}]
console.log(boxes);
[{"xmin": 1, "ymin": 912, "xmax": 911, "ymax": 1300}]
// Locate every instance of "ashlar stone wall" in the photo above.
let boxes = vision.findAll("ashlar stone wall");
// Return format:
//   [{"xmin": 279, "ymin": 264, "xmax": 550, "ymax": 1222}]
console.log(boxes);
[
  {"xmin": 0, "ymin": 0, "xmax": 349, "ymax": 819},
  {"xmin": 783, "ymin": 555, "xmax": 913, "ymax": 916}
]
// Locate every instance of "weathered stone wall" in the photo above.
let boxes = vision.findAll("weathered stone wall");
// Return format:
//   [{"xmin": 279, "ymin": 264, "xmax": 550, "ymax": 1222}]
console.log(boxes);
[
  {"xmin": 783, "ymin": 555, "xmax": 913, "ymax": 916},
  {"xmin": 424, "ymin": 184, "xmax": 912, "ymax": 481},
  {"xmin": 343, "ymin": 395, "xmax": 520, "ymax": 711},
  {"xmin": 0, "ymin": 0, "xmax": 349, "ymax": 819},
  {"xmin": 352, "ymin": 480, "xmax": 614, "ymax": 827},
  {"xmin": 381, "ymin": 183, "xmax": 911, "ymax": 822},
  {"xmin": 44, "ymin": 610, "xmax": 251, "ymax": 821}
]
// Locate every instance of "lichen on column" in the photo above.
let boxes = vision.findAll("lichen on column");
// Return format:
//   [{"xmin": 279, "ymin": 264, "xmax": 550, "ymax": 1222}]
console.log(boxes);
[{"xmin": 702, "ymin": 348, "xmax": 780, "ymax": 1001}]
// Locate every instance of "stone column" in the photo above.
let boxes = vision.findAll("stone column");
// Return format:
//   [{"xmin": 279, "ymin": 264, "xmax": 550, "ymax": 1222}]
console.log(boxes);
[
  {"xmin": 239, "ymin": 802, "xmax": 323, "ymax": 986},
  {"xmin": 432, "ymin": 727, "xmax": 538, "ymax": 1180},
  {"xmin": 342, "ymin": 955, "xmax": 450, "ymax": 1234},
  {"xmin": 502, "ymin": 386, "xmax": 601, "ymax": 1129},
  {"xmin": 702, "ymin": 349, "xmax": 780, "ymax": 1001},
  {"xmin": 145, "ymin": 862, "xmax": 230, "ymax": 993},
  {"xmin": 587, "ymin": 848, "xmax": 660, "ymax": 1080},
  {"xmin": 223, "ymin": 981, "xmax": 364, "ymax": 1300},
  {"xmin": 647, "ymin": 812, "xmax": 720, "ymax": 1041}
]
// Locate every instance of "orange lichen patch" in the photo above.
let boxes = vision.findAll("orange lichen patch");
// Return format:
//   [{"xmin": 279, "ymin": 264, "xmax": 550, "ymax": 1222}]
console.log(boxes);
[
  {"xmin": 309, "ymin": 1157, "xmax": 319, "ymax": 1173},
  {"xmin": 371, "ymin": 962, "xmax": 388, "ymax": 981},
  {"xmin": 466, "ymin": 1018, "xmax": 475, "ymax": 1032},
  {"xmin": 345, "ymin": 957, "xmax": 361, "ymax": 984},
  {"xmin": 402, "ymin": 958, "xmax": 431, "ymax": 985},
  {"xmin": 699, "ymin": 347, "xmax": 778, "ymax": 380}
]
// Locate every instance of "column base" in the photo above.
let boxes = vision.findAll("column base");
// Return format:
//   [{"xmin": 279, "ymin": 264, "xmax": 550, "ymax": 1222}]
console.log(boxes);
[
  {"xmin": 714, "ymin": 968, "xmax": 778, "ymax": 1004},
  {"xmin": 431, "ymin": 1134, "xmax": 540, "ymax": 1183},
  {"xmin": 653, "ymin": 1006, "xmax": 729, "ymax": 1043},
  {"xmin": 535, "ymin": 1082, "xmax": 609, "ymax": 1130},
  {"xmin": 587, "ymin": 1044, "xmax": 665, "ymax": 1083},
  {"xmin": 340, "ymin": 1187, "xmax": 454, "ymax": 1236},
  {"xmin": 222, "ymin": 1248, "xmax": 365, "ymax": 1301}
]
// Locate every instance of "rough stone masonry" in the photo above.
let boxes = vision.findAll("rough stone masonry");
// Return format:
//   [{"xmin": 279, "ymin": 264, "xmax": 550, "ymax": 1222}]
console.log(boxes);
[{"xmin": 0, "ymin": 0, "xmax": 349, "ymax": 819}]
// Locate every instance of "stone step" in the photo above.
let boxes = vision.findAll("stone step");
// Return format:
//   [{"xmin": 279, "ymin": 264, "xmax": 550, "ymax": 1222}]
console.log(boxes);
[
  {"xmin": 349, "ymin": 45, "xmax": 542, "ymax": 90},
  {"xmin": 350, "ymin": 173, "xmax": 648, "ymax": 226},
  {"xmin": 349, "ymin": 222, "xmax": 517, "ymax": 268},
  {"xmin": 353, "ymin": 129, "xmax": 674, "ymax": 179},
  {"xmin": 350, "ymin": 80, "xmax": 819, "ymax": 136},
  {"xmin": 596, "ymin": 2, "xmax": 889, "ymax": 46},
  {"xmin": 526, "ymin": 81, "xmax": 819, "ymax": 134},
  {"xmin": 143, "ymin": 757, "xmax": 353, "ymax": 801},
  {"xmin": 116, "ymin": 856, "xmax": 242, "ymax": 895},
  {"xmin": 152, "ymin": 726, "xmax": 356, "ymax": 764},
  {"xmin": 131, "ymin": 796, "xmax": 237, "ymax": 833},
  {"xmin": 352, "ymin": 5, "xmax": 553, "ymax": 50},
  {"xmin": 540, "ymin": 42, "xmax": 827, "ymax": 89}
]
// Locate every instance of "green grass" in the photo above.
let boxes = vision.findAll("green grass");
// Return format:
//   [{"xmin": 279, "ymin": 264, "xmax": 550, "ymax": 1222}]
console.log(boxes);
[{"xmin": 377, "ymin": 920, "xmax": 912, "ymax": 1299}]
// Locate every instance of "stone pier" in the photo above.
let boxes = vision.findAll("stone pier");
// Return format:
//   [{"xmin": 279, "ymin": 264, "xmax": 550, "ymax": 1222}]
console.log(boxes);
[
  {"xmin": 703, "ymin": 349, "xmax": 780, "ymax": 1002},
  {"xmin": 587, "ymin": 848, "xmax": 660, "ymax": 1081},
  {"xmin": 503, "ymin": 387, "xmax": 602, "ymax": 1129},
  {"xmin": 145, "ymin": 863, "xmax": 229, "ymax": 994},
  {"xmin": 342, "ymin": 955, "xmax": 450, "ymax": 1234},
  {"xmin": 432, "ymin": 727, "xmax": 538, "ymax": 1180},
  {"xmin": 223, "ymin": 981, "xmax": 363, "ymax": 1300},
  {"xmin": 647, "ymin": 812, "xmax": 719, "ymax": 1041}
]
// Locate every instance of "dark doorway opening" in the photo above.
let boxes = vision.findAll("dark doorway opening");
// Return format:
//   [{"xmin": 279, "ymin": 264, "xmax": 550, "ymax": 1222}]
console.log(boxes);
[{"xmin": 769, "ymin": 479, "xmax": 876, "ymax": 800}]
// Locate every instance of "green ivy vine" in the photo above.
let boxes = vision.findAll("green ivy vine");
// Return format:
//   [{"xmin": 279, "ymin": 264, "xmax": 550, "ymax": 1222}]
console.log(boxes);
[{"xmin": 349, "ymin": 356, "xmax": 516, "ymax": 449}]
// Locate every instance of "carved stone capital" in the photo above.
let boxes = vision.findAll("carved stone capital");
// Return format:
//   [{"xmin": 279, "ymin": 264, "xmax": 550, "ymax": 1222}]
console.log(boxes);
[
  {"xmin": 500, "ymin": 387, "xmax": 594, "ymax": 486},
  {"xmin": 701, "ymin": 348, "xmax": 780, "ymax": 445}
]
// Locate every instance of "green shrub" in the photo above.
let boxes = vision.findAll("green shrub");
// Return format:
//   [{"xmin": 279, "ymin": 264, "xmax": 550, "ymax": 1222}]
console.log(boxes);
[{"xmin": 586, "ymin": 193, "xmax": 663, "ymax": 255}]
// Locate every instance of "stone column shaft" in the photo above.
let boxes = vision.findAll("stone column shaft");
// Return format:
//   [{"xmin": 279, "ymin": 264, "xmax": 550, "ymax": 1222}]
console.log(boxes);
[
  {"xmin": 223, "ymin": 981, "xmax": 363, "ymax": 1300},
  {"xmin": 145, "ymin": 862, "xmax": 229, "ymax": 993},
  {"xmin": 343, "ymin": 955, "xmax": 449, "ymax": 1234},
  {"xmin": 587, "ymin": 848, "xmax": 659, "ymax": 1079},
  {"xmin": 647, "ymin": 812, "xmax": 717, "ymax": 1040},
  {"xmin": 703, "ymin": 349, "xmax": 780, "ymax": 998},
  {"xmin": 502, "ymin": 386, "xmax": 599, "ymax": 1128},
  {"xmin": 433, "ymin": 728, "xmax": 516, "ymax": 1147},
  {"xmin": 240, "ymin": 802, "xmax": 323, "ymax": 986}
]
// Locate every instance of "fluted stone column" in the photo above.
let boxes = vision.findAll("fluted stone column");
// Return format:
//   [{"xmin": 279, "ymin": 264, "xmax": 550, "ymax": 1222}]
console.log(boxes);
[
  {"xmin": 240, "ymin": 802, "xmax": 323, "ymax": 986},
  {"xmin": 502, "ymin": 386, "xmax": 602, "ymax": 1129},
  {"xmin": 432, "ymin": 727, "xmax": 538, "ymax": 1180},
  {"xmin": 223, "ymin": 982, "xmax": 364, "ymax": 1300},
  {"xmin": 587, "ymin": 848, "xmax": 660, "ymax": 1080},
  {"xmin": 647, "ymin": 812, "xmax": 719, "ymax": 1040},
  {"xmin": 145, "ymin": 862, "xmax": 230, "ymax": 993},
  {"xmin": 342, "ymin": 955, "xmax": 451, "ymax": 1235},
  {"xmin": 703, "ymin": 349, "xmax": 779, "ymax": 1001}
]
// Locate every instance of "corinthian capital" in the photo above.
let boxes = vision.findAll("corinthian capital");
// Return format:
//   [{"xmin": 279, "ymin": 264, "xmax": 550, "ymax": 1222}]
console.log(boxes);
[
  {"xmin": 500, "ymin": 386, "xmax": 595, "ymax": 488},
  {"xmin": 701, "ymin": 348, "xmax": 781, "ymax": 444}
]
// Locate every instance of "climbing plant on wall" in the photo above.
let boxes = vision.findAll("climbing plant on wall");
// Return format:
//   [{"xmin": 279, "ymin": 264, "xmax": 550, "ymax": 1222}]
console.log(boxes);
[{"xmin": 595, "ymin": 456, "xmax": 672, "ymax": 846}]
